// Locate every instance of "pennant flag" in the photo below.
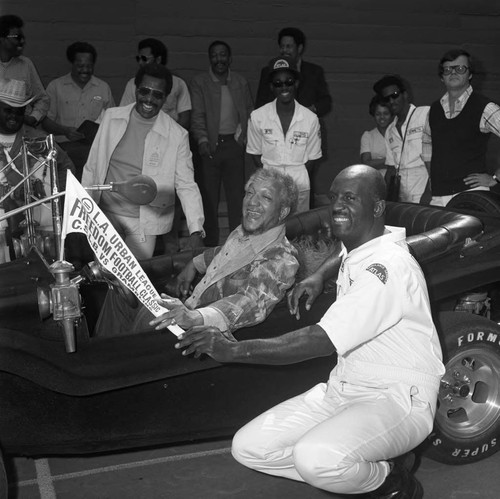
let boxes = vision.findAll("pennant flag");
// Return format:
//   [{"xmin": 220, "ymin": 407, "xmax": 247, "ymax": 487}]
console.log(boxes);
[{"xmin": 61, "ymin": 170, "xmax": 182, "ymax": 337}]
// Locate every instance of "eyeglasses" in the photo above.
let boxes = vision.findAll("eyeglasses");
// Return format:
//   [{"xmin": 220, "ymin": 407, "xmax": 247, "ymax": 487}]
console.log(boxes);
[
  {"xmin": 272, "ymin": 78, "xmax": 296, "ymax": 88},
  {"xmin": 135, "ymin": 55, "xmax": 155, "ymax": 63},
  {"xmin": 442, "ymin": 65, "xmax": 469, "ymax": 76},
  {"xmin": 137, "ymin": 87, "xmax": 165, "ymax": 100},
  {"xmin": 382, "ymin": 90, "xmax": 402, "ymax": 103},
  {"xmin": 6, "ymin": 34, "xmax": 25, "ymax": 42}
]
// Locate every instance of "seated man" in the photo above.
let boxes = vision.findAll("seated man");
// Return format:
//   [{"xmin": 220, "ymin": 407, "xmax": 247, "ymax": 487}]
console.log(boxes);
[
  {"xmin": 81, "ymin": 63, "xmax": 204, "ymax": 260},
  {"xmin": 176, "ymin": 165, "xmax": 445, "ymax": 499},
  {"xmin": 42, "ymin": 42, "xmax": 115, "ymax": 179},
  {"xmin": 0, "ymin": 78, "xmax": 75, "ymax": 254},
  {"xmin": 95, "ymin": 168, "xmax": 299, "ymax": 336}
]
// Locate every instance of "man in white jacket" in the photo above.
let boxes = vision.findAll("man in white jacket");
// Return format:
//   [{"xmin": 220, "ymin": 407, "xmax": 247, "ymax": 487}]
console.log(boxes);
[
  {"xmin": 82, "ymin": 63, "xmax": 204, "ymax": 259},
  {"xmin": 176, "ymin": 164, "xmax": 444, "ymax": 498}
]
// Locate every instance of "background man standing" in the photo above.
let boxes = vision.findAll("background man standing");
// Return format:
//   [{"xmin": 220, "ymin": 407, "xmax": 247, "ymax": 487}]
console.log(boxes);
[
  {"xmin": 422, "ymin": 48, "xmax": 500, "ymax": 206},
  {"xmin": 374, "ymin": 75, "xmax": 429, "ymax": 203},
  {"xmin": 82, "ymin": 64, "xmax": 204, "ymax": 260},
  {"xmin": 0, "ymin": 15, "xmax": 49, "ymax": 128},
  {"xmin": 247, "ymin": 56, "xmax": 322, "ymax": 213},
  {"xmin": 42, "ymin": 42, "xmax": 115, "ymax": 179},
  {"xmin": 255, "ymin": 27, "xmax": 331, "ymax": 118},
  {"xmin": 190, "ymin": 40, "xmax": 253, "ymax": 247}
]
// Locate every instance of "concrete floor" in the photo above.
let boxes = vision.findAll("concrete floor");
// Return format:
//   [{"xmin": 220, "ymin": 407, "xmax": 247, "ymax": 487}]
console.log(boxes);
[{"xmin": 6, "ymin": 439, "xmax": 500, "ymax": 498}]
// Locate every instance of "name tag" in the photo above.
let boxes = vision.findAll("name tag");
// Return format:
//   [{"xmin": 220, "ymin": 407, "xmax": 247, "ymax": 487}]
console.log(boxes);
[
  {"xmin": 408, "ymin": 126, "xmax": 423, "ymax": 136},
  {"xmin": 148, "ymin": 151, "xmax": 160, "ymax": 168},
  {"xmin": 293, "ymin": 131, "xmax": 308, "ymax": 139}
]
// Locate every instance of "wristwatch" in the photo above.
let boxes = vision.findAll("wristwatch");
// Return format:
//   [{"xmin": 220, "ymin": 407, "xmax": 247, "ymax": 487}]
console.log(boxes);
[
  {"xmin": 190, "ymin": 231, "xmax": 202, "ymax": 236},
  {"xmin": 493, "ymin": 174, "xmax": 500, "ymax": 184}
]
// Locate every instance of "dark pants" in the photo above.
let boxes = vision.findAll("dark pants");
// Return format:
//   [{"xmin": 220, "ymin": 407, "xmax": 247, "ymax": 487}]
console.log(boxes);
[{"xmin": 198, "ymin": 137, "xmax": 244, "ymax": 246}]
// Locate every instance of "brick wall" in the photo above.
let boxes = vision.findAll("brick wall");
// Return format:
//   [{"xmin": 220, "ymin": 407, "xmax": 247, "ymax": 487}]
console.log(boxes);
[{"xmin": 2, "ymin": 0, "xmax": 500, "ymax": 191}]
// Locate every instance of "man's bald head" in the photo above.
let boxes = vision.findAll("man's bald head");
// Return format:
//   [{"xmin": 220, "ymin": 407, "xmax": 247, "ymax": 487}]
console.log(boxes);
[
  {"xmin": 328, "ymin": 165, "xmax": 387, "ymax": 251},
  {"xmin": 335, "ymin": 164, "xmax": 387, "ymax": 202}
]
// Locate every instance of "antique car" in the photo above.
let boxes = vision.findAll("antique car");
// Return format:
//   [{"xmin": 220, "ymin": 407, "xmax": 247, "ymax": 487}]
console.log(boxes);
[{"xmin": 1, "ymin": 187, "xmax": 500, "ymax": 489}]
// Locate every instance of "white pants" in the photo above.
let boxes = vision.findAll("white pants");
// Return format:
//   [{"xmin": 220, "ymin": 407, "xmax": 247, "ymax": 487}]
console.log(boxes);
[
  {"xmin": 399, "ymin": 165, "xmax": 428, "ymax": 203},
  {"xmin": 232, "ymin": 380, "xmax": 436, "ymax": 495},
  {"xmin": 102, "ymin": 210, "xmax": 157, "ymax": 260}
]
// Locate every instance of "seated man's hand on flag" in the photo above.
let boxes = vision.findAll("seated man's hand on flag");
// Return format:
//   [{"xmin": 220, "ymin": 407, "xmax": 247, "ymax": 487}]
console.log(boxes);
[{"xmin": 150, "ymin": 293, "xmax": 204, "ymax": 331}]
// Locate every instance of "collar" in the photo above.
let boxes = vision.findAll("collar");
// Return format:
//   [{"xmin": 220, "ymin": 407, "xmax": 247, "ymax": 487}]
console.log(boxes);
[
  {"xmin": 270, "ymin": 98, "xmax": 303, "ymax": 123},
  {"xmin": 63, "ymin": 72, "xmax": 98, "ymax": 89},
  {"xmin": 110, "ymin": 104, "xmax": 171, "ymax": 139},
  {"xmin": 441, "ymin": 85, "xmax": 472, "ymax": 108},
  {"xmin": 209, "ymin": 67, "xmax": 231, "ymax": 83},
  {"xmin": 232, "ymin": 223, "xmax": 286, "ymax": 250},
  {"xmin": 342, "ymin": 226, "xmax": 407, "ymax": 262}
]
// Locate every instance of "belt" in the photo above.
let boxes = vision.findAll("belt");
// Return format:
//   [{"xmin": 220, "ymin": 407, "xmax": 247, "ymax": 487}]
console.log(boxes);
[{"xmin": 217, "ymin": 134, "xmax": 235, "ymax": 143}]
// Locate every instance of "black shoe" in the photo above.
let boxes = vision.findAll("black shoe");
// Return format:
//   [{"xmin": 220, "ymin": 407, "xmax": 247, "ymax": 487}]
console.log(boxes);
[{"xmin": 368, "ymin": 457, "xmax": 423, "ymax": 499}]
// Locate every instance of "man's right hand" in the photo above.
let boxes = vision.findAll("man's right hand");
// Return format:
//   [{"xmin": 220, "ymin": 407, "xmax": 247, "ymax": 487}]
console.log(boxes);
[
  {"xmin": 287, "ymin": 274, "xmax": 324, "ymax": 320},
  {"xmin": 175, "ymin": 325, "xmax": 237, "ymax": 361},
  {"xmin": 176, "ymin": 260, "xmax": 198, "ymax": 300},
  {"xmin": 198, "ymin": 142, "xmax": 213, "ymax": 159}
]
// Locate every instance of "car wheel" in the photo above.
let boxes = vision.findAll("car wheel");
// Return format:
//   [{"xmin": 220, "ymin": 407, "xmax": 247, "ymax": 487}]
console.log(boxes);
[
  {"xmin": 422, "ymin": 311, "xmax": 500, "ymax": 464},
  {"xmin": 446, "ymin": 191, "xmax": 500, "ymax": 215}
]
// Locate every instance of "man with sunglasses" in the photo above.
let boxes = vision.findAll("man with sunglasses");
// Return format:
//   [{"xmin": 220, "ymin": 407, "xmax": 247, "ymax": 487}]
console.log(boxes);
[
  {"xmin": 0, "ymin": 15, "xmax": 49, "ymax": 129},
  {"xmin": 247, "ymin": 56, "xmax": 322, "ymax": 213},
  {"xmin": 373, "ymin": 75, "xmax": 430, "ymax": 203},
  {"xmin": 255, "ymin": 27, "xmax": 331, "ymax": 118},
  {"xmin": 81, "ymin": 63, "xmax": 204, "ymax": 260},
  {"xmin": 422, "ymin": 49, "xmax": 500, "ymax": 206},
  {"xmin": 190, "ymin": 40, "xmax": 253, "ymax": 246},
  {"xmin": 0, "ymin": 78, "xmax": 74, "ymax": 253},
  {"xmin": 119, "ymin": 38, "xmax": 191, "ymax": 130}
]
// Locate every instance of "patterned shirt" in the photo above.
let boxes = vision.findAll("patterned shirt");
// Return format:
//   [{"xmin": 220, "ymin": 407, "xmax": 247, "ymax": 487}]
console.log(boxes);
[{"xmin": 186, "ymin": 224, "xmax": 299, "ymax": 332}]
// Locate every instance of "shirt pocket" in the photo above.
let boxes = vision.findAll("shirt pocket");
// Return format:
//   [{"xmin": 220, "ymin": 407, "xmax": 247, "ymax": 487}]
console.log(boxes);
[
  {"xmin": 262, "ymin": 133, "xmax": 279, "ymax": 161},
  {"xmin": 88, "ymin": 95, "xmax": 105, "ymax": 120},
  {"xmin": 290, "ymin": 135, "xmax": 308, "ymax": 163}
]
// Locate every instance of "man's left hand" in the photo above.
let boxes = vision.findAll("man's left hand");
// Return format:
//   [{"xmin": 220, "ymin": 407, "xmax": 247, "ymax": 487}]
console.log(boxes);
[
  {"xmin": 149, "ymin": 293, "xmax": 203, "ymax": 330},
  {"xmin": 464, "ymin": 173, "xmax": 496, "ymax": 188},
  {"xmin": 175, "ymin": 325, "xmax": 237, "ymax": 361}
]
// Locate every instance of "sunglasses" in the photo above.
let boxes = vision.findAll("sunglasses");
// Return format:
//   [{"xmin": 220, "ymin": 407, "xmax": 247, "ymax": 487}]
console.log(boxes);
[
  {"xmin": 272, "ymin": 78, "xmax": 296, "ymax": 88},
  {"xmin": 6, "ymin": 34, "xmax": 25, "ymax": 42},
  {"xmin": 382, "ymin": 90, "xmax": 402, "ymax": 103},
  {"xmin": 442, "ymin": 65, "xmax": 469, "ymax": 76},
  {"xmin": 137, "ymin": 87, "xmax": 165, "ymax": 100},
  {"xmin": 135, "ymin": 55, "xmax": 155, "ymax": 63}
]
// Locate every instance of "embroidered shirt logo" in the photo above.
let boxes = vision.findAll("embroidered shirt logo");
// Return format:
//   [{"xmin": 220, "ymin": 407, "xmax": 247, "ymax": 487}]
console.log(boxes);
[
  {"xmin": 293, "ymin": 131, "xmax": 308, "ymax": 139},
  {"xmin": 366, "ymin": 263, "xmax": 388, "ymax": 284}
]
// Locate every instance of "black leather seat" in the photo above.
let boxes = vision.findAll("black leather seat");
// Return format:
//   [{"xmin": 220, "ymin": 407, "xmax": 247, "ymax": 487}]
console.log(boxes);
[{"xmin": 285, "ymin": 202, "xmax": 484, "ymax": 263}]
